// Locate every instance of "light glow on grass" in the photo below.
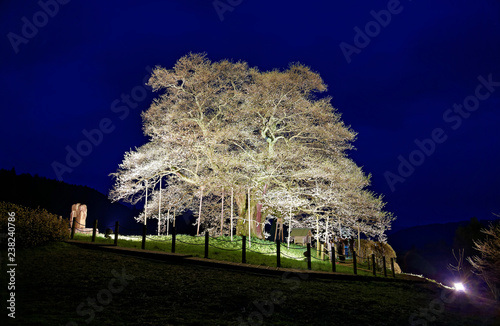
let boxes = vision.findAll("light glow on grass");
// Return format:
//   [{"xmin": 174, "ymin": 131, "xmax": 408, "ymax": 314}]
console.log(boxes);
[{"xmin": 70, "ymin": 233, "xmax": 382, "ymax": 275}]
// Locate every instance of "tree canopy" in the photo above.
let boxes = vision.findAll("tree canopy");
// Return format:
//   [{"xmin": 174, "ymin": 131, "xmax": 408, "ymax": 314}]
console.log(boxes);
[{"xmin": 109, "ymin": 53, "xmax": 394, "ymax": 242}]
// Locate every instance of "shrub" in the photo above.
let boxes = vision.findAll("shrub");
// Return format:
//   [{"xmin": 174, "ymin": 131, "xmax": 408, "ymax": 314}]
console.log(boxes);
[
  {"xmin": 0, "ymin": 201, "xmax": 69, "ymax": 248},
  {"xmin": 467, "ymin": 222, "xmax": 500, "ymax": 301},
  {"xmin": 355, "ymin": 239, "xmax": 401, "ymax": 273}
]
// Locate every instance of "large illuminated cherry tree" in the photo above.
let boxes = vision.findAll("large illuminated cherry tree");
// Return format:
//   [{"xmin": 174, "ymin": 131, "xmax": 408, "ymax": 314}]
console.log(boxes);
[{"xmin": 109, "ymin": 53, "xmax": 394, "ymax": 242}]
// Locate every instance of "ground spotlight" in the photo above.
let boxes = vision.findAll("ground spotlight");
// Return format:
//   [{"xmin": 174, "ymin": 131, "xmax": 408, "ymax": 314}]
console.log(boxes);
[{"xmin": 454, "ymin": 282, "xmax": 466, "ymax": 292}]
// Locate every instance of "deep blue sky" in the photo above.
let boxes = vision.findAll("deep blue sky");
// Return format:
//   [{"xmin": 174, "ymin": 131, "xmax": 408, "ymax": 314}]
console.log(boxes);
[{"xmin": 1, "ymin": 0, "xmax": 499, "ymax": 230}]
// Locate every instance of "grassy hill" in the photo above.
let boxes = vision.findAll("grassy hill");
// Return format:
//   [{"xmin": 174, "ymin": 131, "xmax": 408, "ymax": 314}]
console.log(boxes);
[{"xmin": 1, "ymin": 242, "xmax": 498, "ymax": 325}]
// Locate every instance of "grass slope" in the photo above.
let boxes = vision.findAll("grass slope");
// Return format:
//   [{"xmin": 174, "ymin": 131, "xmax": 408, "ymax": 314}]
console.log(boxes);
[{"xmin": 1, "ymin": 242, "xmax": 498, "ymax": 325}]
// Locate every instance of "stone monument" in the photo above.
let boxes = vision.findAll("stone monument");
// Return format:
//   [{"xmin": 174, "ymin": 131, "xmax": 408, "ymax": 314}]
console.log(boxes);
[{"xmin": 69, "ymin": 203, "xmax": 93, "ymax": 234}]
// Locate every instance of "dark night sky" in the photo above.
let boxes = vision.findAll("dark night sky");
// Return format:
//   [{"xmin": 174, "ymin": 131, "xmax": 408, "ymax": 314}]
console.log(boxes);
[{"xmin": 1, "ymin": 0, "xmax": 499, "ymax": 231}]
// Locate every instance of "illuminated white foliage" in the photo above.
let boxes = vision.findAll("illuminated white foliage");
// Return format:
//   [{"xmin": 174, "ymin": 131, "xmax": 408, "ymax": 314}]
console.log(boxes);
[{"xmin": 109, "ymin": 53, "xmax": 394, "ymax": 242}]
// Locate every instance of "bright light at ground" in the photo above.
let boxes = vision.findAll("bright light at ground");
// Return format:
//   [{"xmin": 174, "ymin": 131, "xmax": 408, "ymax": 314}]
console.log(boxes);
[{"xmin": 454, "ymin": 282, "xmax": 466, "ymax": 291}]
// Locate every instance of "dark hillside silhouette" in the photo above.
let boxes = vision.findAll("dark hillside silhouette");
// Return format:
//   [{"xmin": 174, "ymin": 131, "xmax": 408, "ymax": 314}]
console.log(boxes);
[
  {"xmin": 1, "ymin": 169, "xmax": 148, "ymax": 234},
  {"xmin": 388, "ymin": 218, "xmax": 497, "ymax": 283}
]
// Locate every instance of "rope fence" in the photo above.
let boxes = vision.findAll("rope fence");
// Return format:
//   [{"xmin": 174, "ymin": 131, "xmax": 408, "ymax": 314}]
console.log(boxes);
[
  {"xmin": 208, "ymin": 236, "xmax": 241, "ymax": 244},
  {"xmin": 176, "ymin": 238, "xmax": 205, "ymax": 246},
  {"xmin": 280, "ymin": 251, "xmax": 305, "ymax": 260},
  {"xmin": 145, "ymin": 236, "xmax": 171, "ymax": 243},
  {"xmin": 208, "ymin": 243, "xmax": 242, "ymax": 251},
  {"xmin": 280, "ymin": 243, "xmax": 305, "ymax": 250},
  {"xmin": 246, "ymin": 247, "xmax": 270, "ymax": 255},
  {"xmin": 250, "ymin": 241, "xmax": 275, "ymax": 246},
  {"xmin": 70, "ymin": 219, "xmax": 396, "ymax": 278}
]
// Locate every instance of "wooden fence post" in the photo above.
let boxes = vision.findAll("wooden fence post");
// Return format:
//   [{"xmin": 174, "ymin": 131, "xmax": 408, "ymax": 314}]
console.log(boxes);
[
  {"xmin": 204, "ymin": 231, "xmax": 209, "ymax": 258},
  {"xmin": 383, "ymin": 256, "xmax": 387, "ymax": 277},
  {"xmin": 71, "ymin": 218, "xmax": 76, "ymax": 239},
  {"xmin": 353, "ymin": 251, "xmax": 357, "ymax": 275},
  {"xmin": 91, "ymin": 219, "xmax": 98, "ymax": 242},
  {"xmin": 141, "ymin": 224, "xmax": 147, "ymax": 250},
  {"xmin": 307, "ymin": 243, "xmax": 312, "ymax": 270},
  {"xmin": 332, "ymin": 245, "xmax": 336, "ymax": 273},
  {"xmin": 391, "ymin": 257, "xmax": 396, "ymax": 278},
  {"xmin": 242, "ymin": 236, "xmax": 246, "ymax": 264},
  {"xmin": 371, "ymin": 254, "xmax": 376, "ymax": 276},
  {"xmin": 171, "ymin": 226, "xmax": 176, "ymax": 253},
  {"xmin": 114, "ymin": 221, "xmax": 119, "ymax": 246},
  {"xmin": 276, "ymin": 238, "xmax": 281, "ymax": 268}
]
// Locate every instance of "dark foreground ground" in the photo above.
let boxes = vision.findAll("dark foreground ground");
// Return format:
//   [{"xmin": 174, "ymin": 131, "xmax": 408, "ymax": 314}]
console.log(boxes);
[{"xmin": 1, "ymin": 242, "xmax": 498, "ymax": 325}]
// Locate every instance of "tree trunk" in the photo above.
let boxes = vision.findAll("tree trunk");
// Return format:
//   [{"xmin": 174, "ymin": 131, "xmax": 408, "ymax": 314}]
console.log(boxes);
[
  {"xmin": 220, "ymin": 187, "xmax": 224, "ymax": 235},
  {"xmin": 230, "ymin": 188, "xmax": 234, "ymax": 241},
  {"xmin": 287, "ymin": 208, "xmax": 292, "ymax": 248},
  {"xmin": 275, "ymin": 217, "xmax": 284, "ymax": 242},
  {"xmin": 158, "ymin": 178, "xmax": 162, "ymax": 236},
  {"xmin": 235, "ymin": 189, "xmax": 263, "ymax": 239},
  {"xmin": 325, "ymin": 216, "xmax": 329, "ymax": 246},
  {"xmin": 358, "ymin": 225, "xmax": 361, "ymax": 254},
  {"xmin": 255, "ymin": 202, "xmax": 263, "ymax": 238},
  {"xmin": 166, "ymin": 208, "xmax": 170, "ymax": 236},
  {"xmin": 280, "ymin": 218, "xmax": 284, "ymax": 241},
  {"xmin": 144, "ymin": 180, "xmax": 148, "ymax": 226},
  {"xmin": 274, "ymin": 217, "xmax": 278, "ymax": 241},
  {"xmin": 248, "ymin": 187, "xmax": 251, "ymax": 247},
  {"xmin": 254, "ymin": 184, "xmax": 267, "ymax": 238},
  {"xmin": 197, "ymin": 186, "xmax": 203, "ymax": 236},
  {"xmin": 316, "ymin": 214, "xmax": 320, "ymax": 253}
]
